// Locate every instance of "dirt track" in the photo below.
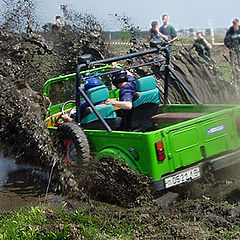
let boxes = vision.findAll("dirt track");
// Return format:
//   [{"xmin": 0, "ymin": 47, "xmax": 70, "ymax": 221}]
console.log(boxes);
[{"xmin": 0, "ymin": 20, "xmax": 240, "ymax": 238}]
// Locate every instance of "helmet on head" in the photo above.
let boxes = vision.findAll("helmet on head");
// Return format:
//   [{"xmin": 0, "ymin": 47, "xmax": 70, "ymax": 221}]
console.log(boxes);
[
  {"xmin": 112, "ymin": 69, "xmax": 128, "ymax": 87},
  {"xmin": 84, "ymin": 77, "xmax": 102, "ymax": 92}
]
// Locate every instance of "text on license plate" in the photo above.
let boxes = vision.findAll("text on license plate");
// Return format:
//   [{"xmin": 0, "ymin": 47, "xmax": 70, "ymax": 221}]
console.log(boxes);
[{"xmin": 164, "ymin": 166, "xmax": 201, "ymax": 189}]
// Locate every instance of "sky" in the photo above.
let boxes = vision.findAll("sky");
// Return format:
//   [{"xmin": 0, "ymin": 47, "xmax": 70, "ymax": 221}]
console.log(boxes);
[{"xmin": 36, "ymin": 0, "xmax": 240, "ymax": 31}]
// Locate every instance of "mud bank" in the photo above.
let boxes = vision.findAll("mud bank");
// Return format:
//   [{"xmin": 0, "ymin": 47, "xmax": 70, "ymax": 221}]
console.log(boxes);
[
  {"xmin": 0, "ymin": 21, "xmax": 240, "ymax": 209},
  {"xmin": 0, "ymin": 25, "xmax": 154, "ymax": 207},
  {"xmin": 0, "ymin": 17, "xmax": 240, "ymax": 238},
  {"xmin": 2, "ymin": 177, "xmax": 239, "ymax": 239}
]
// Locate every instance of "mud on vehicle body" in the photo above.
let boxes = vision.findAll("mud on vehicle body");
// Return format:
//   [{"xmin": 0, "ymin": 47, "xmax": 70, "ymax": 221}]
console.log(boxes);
[{"xmin": 43, "ymin": 41, "xmax": 240, "ymax": 192}]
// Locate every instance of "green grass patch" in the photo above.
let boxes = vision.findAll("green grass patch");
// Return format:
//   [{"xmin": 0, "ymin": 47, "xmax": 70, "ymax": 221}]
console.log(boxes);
[
  {"xmin": 219, "ymin": 62, "xmax": 233, "ymax": 82},
  {"xmin": 0, "ymin": 207, "xmax": 47, "ymax": 240},
  {"xmin": 107, "ymin": 44, "xmax": 132, "ymax": 52},
  {"xmin": 0, "ymin": 206, "xmax": 144, "ymax": 240}
]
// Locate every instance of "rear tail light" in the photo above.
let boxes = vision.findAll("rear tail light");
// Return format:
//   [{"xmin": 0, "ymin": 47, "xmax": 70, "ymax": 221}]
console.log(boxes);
[
  {"xmin": 155, "ymin": 140, "xmax": 165, "ymax": 161},
  {"xmin": 237, "ymin": 117, "xmax": 240, "ymax": 136}
]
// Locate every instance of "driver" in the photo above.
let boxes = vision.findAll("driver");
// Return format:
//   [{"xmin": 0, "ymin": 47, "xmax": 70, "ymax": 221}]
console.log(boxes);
[{"xmin": 62, "ymin": 77, "xmax": 102, "ymax": 122}]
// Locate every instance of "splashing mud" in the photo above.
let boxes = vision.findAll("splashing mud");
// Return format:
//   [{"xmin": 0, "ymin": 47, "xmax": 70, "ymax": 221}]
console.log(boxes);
[
  {"xmin": 1, "ymin": 3, "xmax": 240, "ymax": 238},
  {"xmin": 111, "ymin": 13, "xmax": 240, "ymax": 104},
  {"xmin": 77, "ymin": 158, "xmax": 153, "ymax": 207},
  {"xmin": 0, "ymin": 2, "xmax": 240, "ymax": 214},
  {"xmin": 1, "ymin": 0, "xmax": 38, "ymax": 33},
  {"xmin": 0, "ymin": 7, "xmax": 153, "ymax": 207}
]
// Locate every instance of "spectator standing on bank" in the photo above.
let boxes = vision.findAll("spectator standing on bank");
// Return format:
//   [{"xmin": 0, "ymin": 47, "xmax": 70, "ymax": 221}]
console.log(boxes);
[
  {"xmin": 188, "ymin": 32, "xmax": 212, "ymax": 61},
  {"xmin": 160, "ymin": 14, "xmax": 178, "ymax": 45},
  {"xmin": 224, "ymin": 18, "xmax": 240, "ymax": 67},
  {"xmin": 148, "ymin": 21, "xmax": 168, "ymax": 42},
  {"xmin": 55, "ymin": 16, "xmax": 63, "ymax": 28}
]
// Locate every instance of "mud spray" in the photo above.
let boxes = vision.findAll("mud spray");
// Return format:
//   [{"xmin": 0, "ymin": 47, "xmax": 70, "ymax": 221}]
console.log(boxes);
[{"xmin": 0, "ymin": 2, "xmax": 240, "ymax": 238}]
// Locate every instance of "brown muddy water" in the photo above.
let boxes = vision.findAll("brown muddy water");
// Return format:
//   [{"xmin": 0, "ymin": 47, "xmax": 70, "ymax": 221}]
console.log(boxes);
[
  {"xmin": 0, "ymin": 152, "xmax": 63, "ymax": 213},
  {"xmin": 0, "ymin": 152, "xmax": 129, "ymax": 213},
  {"xmin": 1, "ymin": 149, "xmax": 240, "ymax": 213},
  {"xmin": 0, "ymin": 5, "xmax": 240, "ymax": 215}
]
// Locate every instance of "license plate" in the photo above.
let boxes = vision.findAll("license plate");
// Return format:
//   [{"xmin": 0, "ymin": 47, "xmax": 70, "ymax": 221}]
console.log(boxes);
[{"xmin": 164, "ymin": 166, "xmax": 201, "ymax": 189}]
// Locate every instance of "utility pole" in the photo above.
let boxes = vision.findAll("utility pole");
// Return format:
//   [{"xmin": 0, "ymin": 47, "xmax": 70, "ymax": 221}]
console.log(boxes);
[{"xmin": 209, "ymin": 17, "xmax": 215, "ymax": 44}]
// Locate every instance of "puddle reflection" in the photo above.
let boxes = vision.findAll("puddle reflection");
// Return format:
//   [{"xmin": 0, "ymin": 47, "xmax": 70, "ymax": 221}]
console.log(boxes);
[{"xmin": 0, "ymin": 153, "xmax": 23, "ymax": 188}]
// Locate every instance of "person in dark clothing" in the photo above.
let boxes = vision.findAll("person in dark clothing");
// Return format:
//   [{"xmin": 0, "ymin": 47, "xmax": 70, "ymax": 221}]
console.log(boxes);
[
  {"xmin": 62, "ymin": 77, "xmax": 102, "ymax": 122},
  {"xmin": 159, "ymin": 14, "xmax": 178, "ymax": 43},
  {"xmin": 224, "ymin": 18, "xmax": 240, "ymax": 66},
  {"xmin": 159, "ymin": 14, "xmax": 178, "ymax": 54},
  {"xmin": 188, "ymin": 32, "xmax": 212, "ymax": 60},
  {"xmin": 105, "ymin": 68, "xmax": 136, "ymax": 110},
  {"xmin": 148, "ymin": 21, "xmax": 168, "ymax": 42},
  {"xmin": 105, "ymin": 67, "xmax": 136, "ymax": 129},
  {"xmin": 55, "ymin": 16, "xmax": 63, "ymax": 28}
]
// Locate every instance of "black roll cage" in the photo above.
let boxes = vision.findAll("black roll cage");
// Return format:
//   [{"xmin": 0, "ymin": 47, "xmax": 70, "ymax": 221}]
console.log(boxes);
[{"xmin": 75, "ymin": 46, "xmax": 202, "ymax": 132}]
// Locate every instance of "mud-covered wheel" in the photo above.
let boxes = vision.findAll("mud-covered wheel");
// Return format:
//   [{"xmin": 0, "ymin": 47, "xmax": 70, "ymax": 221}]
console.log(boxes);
[{"xmin": 57, "ymin": 122, "xmax": 90, "ymax": 166}]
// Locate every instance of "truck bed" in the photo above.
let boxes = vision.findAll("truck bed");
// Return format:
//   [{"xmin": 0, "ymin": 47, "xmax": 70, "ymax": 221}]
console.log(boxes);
[{"xmin": 151, "ymin": 112, "xmax": 207, "ymax": 123}]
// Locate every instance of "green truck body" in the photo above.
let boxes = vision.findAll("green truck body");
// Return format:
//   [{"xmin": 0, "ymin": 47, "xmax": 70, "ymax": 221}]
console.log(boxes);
[
  {"xmin": 45, "ymin": 94, "xmax": 240, "ymax": 190},
  {"xmin": 43, "ymin": 48, "xmax": 240, "ymax": 191}
]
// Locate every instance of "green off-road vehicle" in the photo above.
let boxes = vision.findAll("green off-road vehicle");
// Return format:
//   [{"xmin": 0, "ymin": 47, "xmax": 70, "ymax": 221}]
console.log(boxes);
[{"xmin": 43, "ymin": 44, "xmax": 240, "ymax": 191}]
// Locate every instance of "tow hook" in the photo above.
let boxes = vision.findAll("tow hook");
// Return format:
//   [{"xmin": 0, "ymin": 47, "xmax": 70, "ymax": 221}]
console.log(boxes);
[{"xmin": 128, "ymin": 147, "xmax": 139, "ymax": 161}]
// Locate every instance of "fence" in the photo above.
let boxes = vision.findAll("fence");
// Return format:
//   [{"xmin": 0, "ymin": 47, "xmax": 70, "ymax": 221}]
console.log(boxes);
[
  {"xmin": 105, "ymin": 41, "xmax": 225, "ymax": 55},
  {"xmin": 105, "ymin": 41, "xmax": 224, "ymax": 46}
]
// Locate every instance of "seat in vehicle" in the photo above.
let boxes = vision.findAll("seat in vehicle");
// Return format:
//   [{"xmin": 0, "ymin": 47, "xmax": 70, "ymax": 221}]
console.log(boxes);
[
  {"xmin": 124, "ymin": 75, "xmax": 160, "ymax": 131},
  {"xmin": 81, "ymin": 85, "xmax": 116, "ymax": 130}
]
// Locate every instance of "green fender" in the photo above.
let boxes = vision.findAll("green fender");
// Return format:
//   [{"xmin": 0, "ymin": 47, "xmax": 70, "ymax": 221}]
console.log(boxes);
[{"xmin": 95, "ymin": 147, "xmax": 139, "ymax": 172}]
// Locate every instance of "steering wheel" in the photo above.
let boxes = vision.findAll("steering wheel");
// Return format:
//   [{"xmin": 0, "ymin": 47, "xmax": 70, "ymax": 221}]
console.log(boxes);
[{"xmin": 61, "ymin": 100, "xmax": 76, "ymax": 115}]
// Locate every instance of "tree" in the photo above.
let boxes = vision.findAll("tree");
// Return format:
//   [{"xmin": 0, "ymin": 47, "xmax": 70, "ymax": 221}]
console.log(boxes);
[{"xmin": 120, "ymin": 28, "xmax": 130, "ymax": 42}]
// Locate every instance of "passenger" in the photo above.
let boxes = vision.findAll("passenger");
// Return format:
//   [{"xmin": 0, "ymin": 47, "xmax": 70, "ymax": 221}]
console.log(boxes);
[
  {"xmin": 148, "ymin": 21, "xmax": 168, "ymax": 42},
  {"xmin": 224, "ymin": 18, "xmax": 240, "ymax": 66},
  {"xmin": 62, "ymin": 77, "xmax": 102, "ymax": 122},
  {"xmin": 188, "ymin": 32, "xmax": 212, "ymax": 60},
  {"xmin": 105, "ymin": 65, "xmax": 136, "ymax": 110}
]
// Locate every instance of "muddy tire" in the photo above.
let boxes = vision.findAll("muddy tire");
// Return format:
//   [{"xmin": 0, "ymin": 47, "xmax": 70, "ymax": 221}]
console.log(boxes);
[{"xmin": 57, "ymin": 122, "xmax": 90, "ymax": 166}]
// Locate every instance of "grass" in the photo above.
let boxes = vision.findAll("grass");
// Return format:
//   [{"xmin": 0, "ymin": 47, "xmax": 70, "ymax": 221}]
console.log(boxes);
[
  {"xmin": 0, "ymin": 207, "xmax": 47, "ymax": 240},
  {"xmin": 106, "ymin": 44, "xmax": 132, "ymax": 56},
  {"xmin": 219, "ymin": 61, "xmax": 233, "ymax": 82},
  {"xmin": 1, "ymin": 202, "xmax": 240, "ymax": 239},
  {"xmin": 0, "ymin": 205, "xmax": 144, "ymax": 240}
]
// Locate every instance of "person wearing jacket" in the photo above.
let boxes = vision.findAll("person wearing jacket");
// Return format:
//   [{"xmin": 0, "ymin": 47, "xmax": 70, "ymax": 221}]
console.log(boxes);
[{"xmin": 224, "ymin": 18, "xmax": 240, "ymax": 66}]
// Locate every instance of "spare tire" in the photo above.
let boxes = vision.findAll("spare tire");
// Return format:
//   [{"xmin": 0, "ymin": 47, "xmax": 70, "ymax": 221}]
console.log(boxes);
[{"xmin": 57, "ymin": 122, "xmax": 90, "ymax": 166}]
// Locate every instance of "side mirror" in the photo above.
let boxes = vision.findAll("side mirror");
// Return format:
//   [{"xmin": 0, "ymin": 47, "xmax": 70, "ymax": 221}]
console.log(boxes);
[{"xmin": 78, "ymin": 54, "xmax": 93, "ymax": 64}]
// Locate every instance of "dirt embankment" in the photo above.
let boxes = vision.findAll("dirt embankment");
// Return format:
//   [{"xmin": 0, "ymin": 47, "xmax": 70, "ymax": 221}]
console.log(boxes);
[
  {"xmin": 24, "ymin": 189, "xmax": 240, "ymax": 239},
  {"xmin": 0, "ymin": 22, "xmax": 240, "ymax": 210},
  {"xmin": 128, "ymin": 42, "xmax": 240, "ymax": 104},
  {"xmin": 0, "ymin": 17, "xmax": 240, "ymax": 238},
  {"xmin": 0, "ymin": 25, "xmax": 154, "ymax": 207}
]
